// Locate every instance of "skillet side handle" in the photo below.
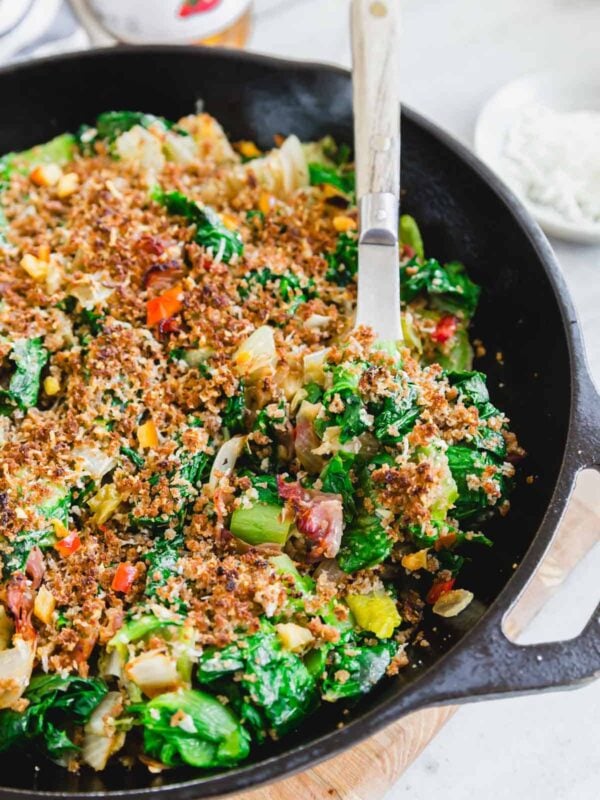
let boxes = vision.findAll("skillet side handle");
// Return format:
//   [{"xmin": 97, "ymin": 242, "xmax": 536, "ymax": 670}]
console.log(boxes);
[{"xmin": 423, "ymin": 369, "xmax": 600, "ymax": 704}]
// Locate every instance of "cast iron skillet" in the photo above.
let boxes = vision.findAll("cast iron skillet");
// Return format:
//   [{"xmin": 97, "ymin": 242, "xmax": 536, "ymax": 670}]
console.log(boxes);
[{"xmin": 0, "ymin": 46, "xmax": 598, "ymax": 798}]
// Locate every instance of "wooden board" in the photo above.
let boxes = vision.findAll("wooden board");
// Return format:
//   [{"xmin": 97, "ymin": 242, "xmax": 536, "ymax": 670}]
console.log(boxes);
[{"xmin": 232, "ymin": 474, "xmax": 600, "ymax": 800}]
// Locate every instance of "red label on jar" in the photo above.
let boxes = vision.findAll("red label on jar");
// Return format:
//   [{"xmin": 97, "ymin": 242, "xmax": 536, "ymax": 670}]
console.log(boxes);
[{"xmin": 178, "ymin": 0, "xmax": 221, "ymax": 17}]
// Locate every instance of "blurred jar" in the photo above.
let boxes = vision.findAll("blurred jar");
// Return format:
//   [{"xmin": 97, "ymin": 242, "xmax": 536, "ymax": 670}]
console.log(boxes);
[{"xmin": 78, "ymin": 0, "xmax": 252, "ymax": 48}]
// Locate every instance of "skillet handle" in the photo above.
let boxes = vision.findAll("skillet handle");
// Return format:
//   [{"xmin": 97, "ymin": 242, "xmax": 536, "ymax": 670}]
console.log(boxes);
[{"xmin": 425, "ymin": 368, "xmax": 600, "ymax": 703}]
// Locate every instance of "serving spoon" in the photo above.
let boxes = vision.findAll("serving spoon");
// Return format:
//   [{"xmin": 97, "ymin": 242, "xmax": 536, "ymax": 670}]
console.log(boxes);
[{"xmin": 351, "ymin": 0, "xmax": 402, "ymax": 342}]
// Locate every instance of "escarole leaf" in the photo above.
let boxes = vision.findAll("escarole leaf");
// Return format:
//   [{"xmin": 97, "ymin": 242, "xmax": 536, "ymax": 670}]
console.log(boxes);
[
  {"xmin": 324, "ymin": 232, "xmax": 358, "ymax": 286},
  {"xmin": 197, "ymin": 620, "xmax": 317, "ymax": 737},
  {"xmin": 320, "ymin": 629, "xmax": 399, "ymax": 701},
  {"xmin": 0, "ymin": 337, "xmax": 49, "ymax": 415},
  {"xmin": 400, "ymin": 258, "xmax": 481, "ymax": 318},
  {"xmin": 152, "ymin": 187, "xmax": 243, "ymax": 263},
  {"xmin": 137, "ymin": 688, "xmax": 250, "ymax": 768},
  {"xmin": 0, "ymin": 675, "xmax": 107, "ymax": 759},
  {"xmin": 372, "ymin": 383, "xmax": 420, "ymax": 444},
  {"xmin": 308, "ymin": 162, "xmax": 355, "ymax": 195},
  {"xmin": 338, "ymin": 513, "xmax": 392, "ymax": 573},
  {"xmin": 320, "ymin": 452, "xmax": 356, "ymax": 520},
  {"xmin": 319, "ymin": 364, "xmax": 368, "ymax": 443},
  {"xmin": 238, "ymin": 267, "xmax": 316, "ymax": 313},
  {"xmin": 446, "ymin": 445, "xmax": 510, "ymax": 522}
]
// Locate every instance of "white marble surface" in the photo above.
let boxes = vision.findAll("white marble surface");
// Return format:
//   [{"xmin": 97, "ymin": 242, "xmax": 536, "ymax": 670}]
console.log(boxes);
[{"xmin": 249, "ymin": 1, "xmax": 600, "ymax": 798}]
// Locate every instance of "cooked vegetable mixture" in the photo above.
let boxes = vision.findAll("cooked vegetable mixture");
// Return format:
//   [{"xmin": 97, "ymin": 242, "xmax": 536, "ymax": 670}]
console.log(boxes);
[{"xmin": 0, "ymin": 111, "xmax": 522, "ymax": 772}]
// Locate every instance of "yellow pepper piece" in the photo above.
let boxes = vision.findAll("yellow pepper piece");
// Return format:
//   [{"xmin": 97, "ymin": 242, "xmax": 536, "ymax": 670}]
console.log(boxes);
[
  {"xmin": 333, "ymin": 215, "xmax": 357, "ymax": 232},
  {"xmin": 34, "ymin": 586, "xmax": 56, "ymax": 625},
  {"xmin": 238, "ymin": 140, "xmax": 261, "ymax": 159},
  {"xmin": 50, "ymin": 518, "xmax": 69, "ymax": 539},
  {"xmin": 401, "ymin": 548, "xmax": 429, "ymax": 572},
  {"xmin": 44, "ymin": 376, "xmax": 60, "ymax": 396},
  {"xmin": 88, "ymin": 483, "xmax": 122, "ymax": 525},
  {"xmin": 258, "ymin": 192, "xmax": 274, "ymax": 215},
  {"xmin": 346, "ymin": 592, "xmax": 401, "ymax": 639},
  {"xmin": 137, "ymin": 419, "xmax": 159, "ymax": 449},
  {"xmin": 20, "ymin": 253, "xmax": 48, "ymax": 281},
  {"xmin": 276, "ymin": 623, "xmax": 314, "ymax": 653},
  {"xmin": 221, "ymin": 213, "xmax": 238, "ymax": 231},
  {"xmin": 37, "ymin": 244, "xmax": 51, "ymax": 263}
]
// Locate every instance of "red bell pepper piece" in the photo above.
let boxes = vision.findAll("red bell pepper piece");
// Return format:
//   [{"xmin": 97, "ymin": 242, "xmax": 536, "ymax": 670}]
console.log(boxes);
[
  {"xmin": 111, "ymin": 562, "xmax": 137, "ymax": 593},
  {"xmin": 426, "ymin": 578, "xmax": 455, "ymax": 604},
  {"xmin": 431, "ymin": 315, "xmax": 458, "ymax": 344},
  {"xmin": 55, "ymin": 530, "xmax": 81, "ymax": 557},
  {"xmin": 146, "ymin": 284, "xmax": 184, "ymax": 326}
]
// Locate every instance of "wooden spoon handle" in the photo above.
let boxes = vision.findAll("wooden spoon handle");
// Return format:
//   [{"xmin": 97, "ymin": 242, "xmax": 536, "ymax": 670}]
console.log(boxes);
[{"xmin": 351, "ymin": 0, "xmax": 401, "ymax": 200}]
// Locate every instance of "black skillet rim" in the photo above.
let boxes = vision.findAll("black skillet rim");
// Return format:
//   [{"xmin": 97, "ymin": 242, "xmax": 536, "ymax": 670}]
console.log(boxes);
[{"xmin": 0, "ymin": 44, "xmax": 590, "ymax": 799}]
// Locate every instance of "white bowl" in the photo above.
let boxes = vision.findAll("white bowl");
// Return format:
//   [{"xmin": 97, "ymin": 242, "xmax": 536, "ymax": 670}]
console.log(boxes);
[{"xmin": 474, "ymin": 70, "xmax": 600, "ymax": 244}]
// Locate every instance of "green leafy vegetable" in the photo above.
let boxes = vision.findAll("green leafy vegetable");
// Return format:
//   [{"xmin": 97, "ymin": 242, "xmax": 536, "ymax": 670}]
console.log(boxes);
[
  {"xmin": 409, "ymin": 519, "xmax": 492, "ymax": 550},
  {"xmin": 120, "ymin": 446, "xmax": 144, "ymax": 469},
  {"xmin": 238, "ymin": 267, "xmax": 316, "ymax": 313},
  {"xmin": 400, "ymin": 258, "xmax": 481, "ymax": 318},
  {"xmin": 4, "ymin": 486, "xmax": 71, "ymax": 574},
  {"xmin": 230, "ymin": 503, "xmax": 291, "ymax": 546},
  {"xmin": 153, "ymin": 188, "xmax": 243, "ymax": 264},
  {"xmin": 197, "ymin": 621, "xmax": 317, "ymax": 736},
  {"xmin": 222, "ymin": 384, "xmax": 246, "ymax": 434},
  {"xmin": 304, "ymin": 382, "xmax": 323, "ymax": 404},
  {"xmin": 77, "ymin": 111, "xmax": 183, "ymax": 153},
  {"xmin": 0, "ymin": 337, "xmax": 49, "ymax": 414},
  {"xmin": 308, "ymin": 162, "xmax": 355, "ymax": 195},
  {"xmin": 0, "ymin": 674, "xmax": 107, "ymax": 759},
  {"xmin": 131, "ymin": 448, "xmax": 210, "ymax": 532},
  {"xmin": 320, "ymin": 453, "xmax": 356, "ymax": 520},
  {"xmin": 320, "ymin": 365, "xmax": 368, "ymax": 443},
  {"xmin": 321, "ymin": 631, "xmax": 398, "ymax": 701},
  {"xmin": 0, "ymin": 134, "xmax": 75, "ymax": 177},
  {"xmin": 338, "ymin": 513, "xmax": 392, "ymax": 573},
  {"xmin": 109, "ymin": 614, "xmax": 182, "ymax": 658},
  {"xmin": 144, "ymin": 534, "xmax": 184, "ymax": 603},
  {"xmin": 447, "ymin": 371, "xmax": 506, "ymax": 457},
  {"xmin": 446, "ymin": 445, "xmax": 510, "ymax": 522},
  {"xmin": 137, "ymin": 688, "xmax": 250, "ymax": 768},
  {"xmin": 372, "ymin": 384, "xmax": 420, "ymax": 444},
  {"xmin": 324, "ymin": 232, "xmax": 358, "ymax": 286}
]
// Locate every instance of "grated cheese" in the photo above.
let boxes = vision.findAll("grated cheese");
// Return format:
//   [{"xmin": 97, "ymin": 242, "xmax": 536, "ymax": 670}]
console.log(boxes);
[{"xmin": 501, "ymin": 103, "xmax": 600, "ymax": 225}]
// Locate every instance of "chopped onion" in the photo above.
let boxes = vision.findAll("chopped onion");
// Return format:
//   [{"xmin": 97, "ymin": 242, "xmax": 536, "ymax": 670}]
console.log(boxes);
[
  {"xmin": 303, "ymin": 348, "xmax": 329, "ymax": 386},
  {"xmin": 69, "ymin": 272, "xmax": 113, "ymax": 310},
  {"xmin": 304, "ymin": 313, "xmax": 331, "ymax": 329},
  {"xmin": 294, "ymin": 401, "xmax": 325, "ymax": 473},
  {"xmin": 115, "ymin": 126, "xmax": 165, "ymax": 173},
  {"xmin": 72, "ymin": 446, "xmax": 116, "ymax": 481},
  {"xmin": 176, "ymin": 113, "xmax": 238, "ymax": 164},
  {"xmin": 233, "ymin": 325, "xmax": 277, "ymax": 381},
  {"xmin": 125, "ymin": 650, "xmax": 180, "ymax": 697},
  {"xmin": 163, "ymin": 132, "xmax": 197, "ymax": 164},
  {"xmin": 229, "ymin": 135, "xmax": 308, "ymax": 198},
  {"xmin": 0, "ymin": 636, "xmax": 34, "ymax": 709},
  {"xmin": 209, "ymin": 435, "xmax": 247, "ymax": 489},
  {"xmin": 432, "ymin": 589, "xmax": 474, "ymax": 618},
  {"xmin": 86, "ymin": 691, "xmax": 122, "ymax": 737},
  {"xmin": 82, "ymin": 732, "xmax": 126, "ymax": 772}
]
